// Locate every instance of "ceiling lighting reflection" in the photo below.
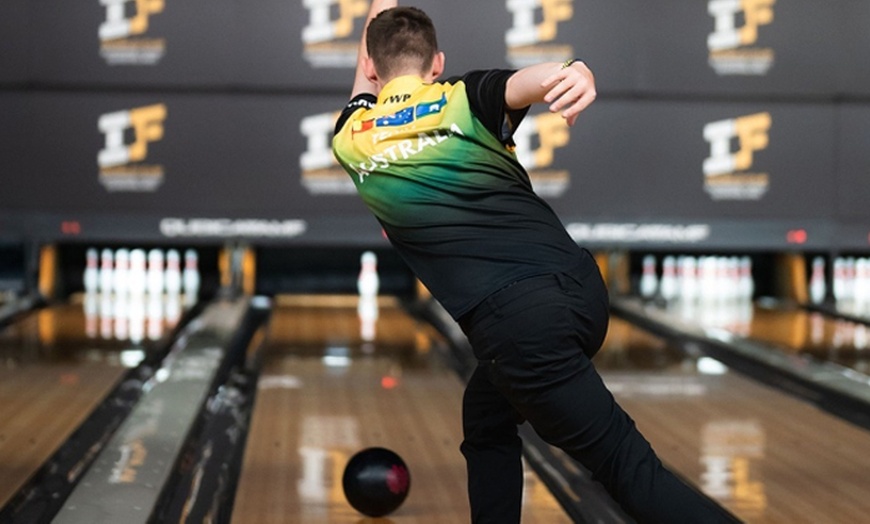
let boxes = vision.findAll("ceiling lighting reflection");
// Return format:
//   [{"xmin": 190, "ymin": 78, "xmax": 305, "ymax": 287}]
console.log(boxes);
[
  {"xmin": 606, "ymin": 375, "xmax": 707, "ymax": 397},
  {"xmin": 323, "ymin": 346, "xmax": 351, "ymax": 367},
  {"xmin": 120, "ymin": 349, "xmax": 146, "ymax": 368},
  {"xmin": 696, "ymin": 356, "xmax": 728, "ymax": 375},
  {"xmin": 259, "ymin": 375, "xmax": 303, "ymax": 389}
]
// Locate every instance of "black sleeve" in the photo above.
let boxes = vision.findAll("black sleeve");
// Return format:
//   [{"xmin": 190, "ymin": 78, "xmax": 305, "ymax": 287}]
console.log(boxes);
[
  {"xmin": 449, "ymin": 69, "xmax": 531, "ymax": 146},
  {"xmin": 333, "ymin": 93, "xmax": 378, "ymax": 136}
]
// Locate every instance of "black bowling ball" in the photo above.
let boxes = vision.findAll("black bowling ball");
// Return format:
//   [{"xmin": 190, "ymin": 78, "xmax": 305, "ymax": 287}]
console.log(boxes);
[{"xmin": 342, "ymin": 447, "xmax": 411, "ymax": 517}]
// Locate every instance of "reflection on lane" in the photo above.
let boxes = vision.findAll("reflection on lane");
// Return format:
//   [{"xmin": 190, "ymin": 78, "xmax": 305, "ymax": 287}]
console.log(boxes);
[
  {"xmin": 595, "ymin": 317, "xmax": 870, "ymax": 524},
  {"xmin": 658, "ymin": 297, "xmax": 870, "ymax": 374},
  {"xmin": 1, "ymin": 292, "xmax": 184, "ymax": 370},
  {"xmin": 747, "ymin": 301, "xmax": 870, "ymax": 373}
]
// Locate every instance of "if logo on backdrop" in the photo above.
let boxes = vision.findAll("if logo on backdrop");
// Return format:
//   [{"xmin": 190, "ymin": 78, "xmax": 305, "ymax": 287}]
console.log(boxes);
[
  {"xmin": 513, "ymin": 112, "xmax": 571, "ymax": 197},
  {"xmin": 300, "ymin": 111, "xmax": 354, "ymax": 194},
  {"xmin": 505, "ymin": 0, "xmax": 574, "ymax": 68},
  {"xmin": 707, "ymin": 0, "xmax": 775, "ymax": 75},
  {"xmin": 703, "ymin": 112, "xmax": 772, "ymax": 200},
  {"xmin": 98, "ymin": 104, "xmax": 167, "ymax": 192},
  {"xmin": 302, "ymin": 0, "xmax": 369, "ymax": 68},
  {"xmin": 98, "ymin": 0, "xmax": 166, "ymax": 65}
]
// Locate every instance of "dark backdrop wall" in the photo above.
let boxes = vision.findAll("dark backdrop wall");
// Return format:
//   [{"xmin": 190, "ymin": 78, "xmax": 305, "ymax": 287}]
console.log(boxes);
[{"xmin": 1, "ymin": 0, "xmax": 867, "ymax": 251}]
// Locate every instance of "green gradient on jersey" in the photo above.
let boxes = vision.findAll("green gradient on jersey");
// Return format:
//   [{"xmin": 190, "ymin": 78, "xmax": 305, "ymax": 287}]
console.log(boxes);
[{"xmin": 333, "ymin": 75, "xmax": 527, "ymax": 228}]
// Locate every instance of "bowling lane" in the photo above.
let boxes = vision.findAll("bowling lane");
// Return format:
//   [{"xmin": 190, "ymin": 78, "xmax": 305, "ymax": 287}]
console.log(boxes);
[
  {"xmin": 232, "ymin": 295, "xmax": 570, "ymax": 524},
  {"xmin": 595, "ymin": 317, "xmax": 870, "ymax": 524},
  {"xmin": 0, "ymin": 292, "xmax": 183, "ymax": 508},
  {"xmin": 661, "ymin": 298, "xmax": 870, "ymax": 374}
]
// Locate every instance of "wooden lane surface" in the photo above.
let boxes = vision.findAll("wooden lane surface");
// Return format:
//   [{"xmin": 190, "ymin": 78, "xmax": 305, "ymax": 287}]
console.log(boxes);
[
  {"xmin": 596, "ymin": 317, "xmax": 870, "ymax": 524},
  {"xmin": 232, "ymin": 296, "xmax": 569, "ymax": 524},
  {"xmin": 0, "ymin": 303, "xmax": 133, "ymax": 507}
]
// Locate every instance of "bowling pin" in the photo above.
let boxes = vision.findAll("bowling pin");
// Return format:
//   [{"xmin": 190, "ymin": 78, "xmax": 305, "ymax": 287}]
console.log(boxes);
[
  {"xmin": 738, "ymin": 256, "xmax": 754, "ymax": 302},
  {"xmin": 99, "ymin": 290, "xmax": 114, "ymax": 340},
  {"xmin": 845, "ymin": 258, "xmax": 857, "ymax": 304},
  {"xmin": 128, "ymin": 294, "xmax": 145, "ymax": 344},
  {"xmin": 147, "ymin": 293, "xmax": 164, "ymax": 341},
  {"xmin": 716, "ymin": 257, "xmax": 732, "ymax": 302},
  {"xmin": 164, "ymin": 249, "xmax": 182, "ymax": 296},
  {"xmin": 833, "ymin": 257, "xmax": 847, "ymax": 304},
  {"xmin": 660, "ymin": 256, "xmax": 678, "ymax": 302},
  {"xmin": 854, "ymin": 324, "xmax": 868, "ymax": 351},
  {"xmin": 698, "ymin": 257, "xmax": 715, "ymax": 303},
  {"xmin": 147, "ymin": 249, "xmax": 165, "ymax": 297},
  {"xmin": 84, "ymin": 289, "xmax": 99, "ymax": 338},
  {"xmin": 357, "ymin": 251, "xmax": 379, "ymax": 298},
  {"xmin": 113, "ymin": 248, "xmax": 130, "ymax": 296},
  {"xmin": 680, "ymin": 256, "xmax": 699, "ymax": 304},
  {"xmin": 164, "ymin": 291, "xmax": 181, "ymax": 324},
  {"xmin": 113, "ymin": 289, "xmax": 129, "ymax": 341},
  {"xmin": 855, "ymin": 258, "xmax": 870, "ymax": 309},
  {"xmin": 99, "ymin": 248, "xmax": 114, "ymax": 294},
  {"xmin": 639, "ymin": 255, "xmax": 658, "ymax": 299},
  {"xmin": 809, "ymin": 256, "xmax": 826, "ymax": 305},
  {"xmin": 183, "ymin": 249, "xmax": 200, "ymax": 304},
  {"xmin": 84, "ymin": 248, "xmax": 99, "ymax": 293},
  {"xmin": 128, "ymin": 249, "xmax": 147, "ymax": 297}
]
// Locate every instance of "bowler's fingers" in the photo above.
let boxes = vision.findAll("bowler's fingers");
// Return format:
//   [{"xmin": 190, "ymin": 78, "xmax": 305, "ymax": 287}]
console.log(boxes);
[
  {"xmin": 541, "ymin": 63, "xmax": 596, "ymax": 126},
  {"xmin": 560, "ymin": 89, "xmax": 596, "ymax": 126}
]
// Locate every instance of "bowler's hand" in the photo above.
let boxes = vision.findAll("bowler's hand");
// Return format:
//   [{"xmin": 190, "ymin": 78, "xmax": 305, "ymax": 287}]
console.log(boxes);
[{"xmin": 540, "ymin": 61, "xmax": 596, "ymax": 126}]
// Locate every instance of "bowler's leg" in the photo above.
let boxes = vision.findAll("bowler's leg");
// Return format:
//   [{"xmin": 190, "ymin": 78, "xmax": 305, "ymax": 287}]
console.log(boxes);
[
  {"xmin": 514, "ymin": 356, "xmax": 731, "ymax": 523},
  {"xmin": 460, "ymin": 364, "xmax": 524, "ymax": 524},
  {"xmin": 487, "ymin": 270, "xmax": 734, "ymax": 523}
]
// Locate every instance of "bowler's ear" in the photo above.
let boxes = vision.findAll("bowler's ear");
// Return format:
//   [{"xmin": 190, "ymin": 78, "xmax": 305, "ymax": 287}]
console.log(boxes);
[
  {"xmin": 430, "ymin": 51, "xmax": 445, "ymax": 80},
  {"xmin": 363, "ymin": 56, "xmax": 379, "ymax": 84}
]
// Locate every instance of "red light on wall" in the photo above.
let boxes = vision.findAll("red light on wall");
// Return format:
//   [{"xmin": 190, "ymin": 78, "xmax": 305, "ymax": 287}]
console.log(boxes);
[
  {"xmin": 786, "ymin": 229, "xmax": 807, "ymax": 244},
  {"xmin": 61, "ymin": 221, "xmax": 81, "ymax": 235}
]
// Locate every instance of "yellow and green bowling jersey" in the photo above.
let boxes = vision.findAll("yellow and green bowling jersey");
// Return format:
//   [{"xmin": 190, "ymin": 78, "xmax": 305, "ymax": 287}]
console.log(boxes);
[{"xmin": 333, "ymin": 70, "xmax": 584, "ymax": 319}]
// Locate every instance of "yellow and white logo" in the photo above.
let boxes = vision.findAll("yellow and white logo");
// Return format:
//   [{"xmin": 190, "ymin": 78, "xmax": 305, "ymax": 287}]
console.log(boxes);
[
  {"xmin": 505, "ymin": 0, "xmax": 574, "ymax": 68},
  {"xmin": 302, "ymin": 0, "xmax": 369, "ymax": 68},
  {"xmin": 514, "ymin": 112, "xmax": 571, "ymax": 197},
  {"xmin": 300, "ymin": 111, "xmax": 352, "ymax": 194},
  {"xmin": 98, "ymin": 104, "xmax": 167, "ymax": 192},
  {"xmin": 707, "ymin": 0, "xmax": 775, "ymax": 75},
  {"xmin": 703, "ymin": 112, "xmax": 771, "ymax": 200},
  {"xmin": 99, "ymin": 0, "xmax": 166, "ymax": 65}
]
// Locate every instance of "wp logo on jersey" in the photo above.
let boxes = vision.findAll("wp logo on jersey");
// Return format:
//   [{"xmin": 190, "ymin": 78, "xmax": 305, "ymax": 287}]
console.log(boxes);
[
  {"xmin": 302, "ymin": 0, "xmax": 368, "ymax": 68},
  {"xmin": 505, "ymin": 0, "xmax": 574, "ymax": 68},
  {"xmin": 98, "ymin": 104, "xmax": 167, "ymax": 192},
  {"xmin": 300, "ymin": 111, "xmax": 354, "ymax": 194},
  {"xmin": 707, "ymin": 0, "xmax": 775, "ymax": 75},
  {"xmin": 98, "ymin": 0, "xmax": 166, "ymax": 65},
  {"xmin": 514, "ymin": 112, "xmax": 571, "ymax": 197},
  {"xmin": 703, "ymin": 112, "xmax": 771, "ymax": 200}
]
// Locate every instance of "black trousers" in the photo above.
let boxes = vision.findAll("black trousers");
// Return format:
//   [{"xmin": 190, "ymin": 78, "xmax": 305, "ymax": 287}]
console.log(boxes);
[{"xmin": 458, "ymin": 259, "xmax": 735, "ymax": 524}]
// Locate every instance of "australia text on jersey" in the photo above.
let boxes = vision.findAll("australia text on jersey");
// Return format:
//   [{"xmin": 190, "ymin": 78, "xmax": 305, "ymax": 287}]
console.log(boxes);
[
  {"xmin": 348, "ymin": 91, "xmax": 457, "ymax": 183},
  {"xmin": 348, "ymin": 123, "xmax": 466, "ymax": 183}
]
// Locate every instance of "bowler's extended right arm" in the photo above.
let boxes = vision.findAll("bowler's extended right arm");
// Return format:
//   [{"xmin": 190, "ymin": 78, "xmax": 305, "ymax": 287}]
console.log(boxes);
[{"xmin": 350, "ymin": 0, "xmax": 398, "ymax": 99}]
